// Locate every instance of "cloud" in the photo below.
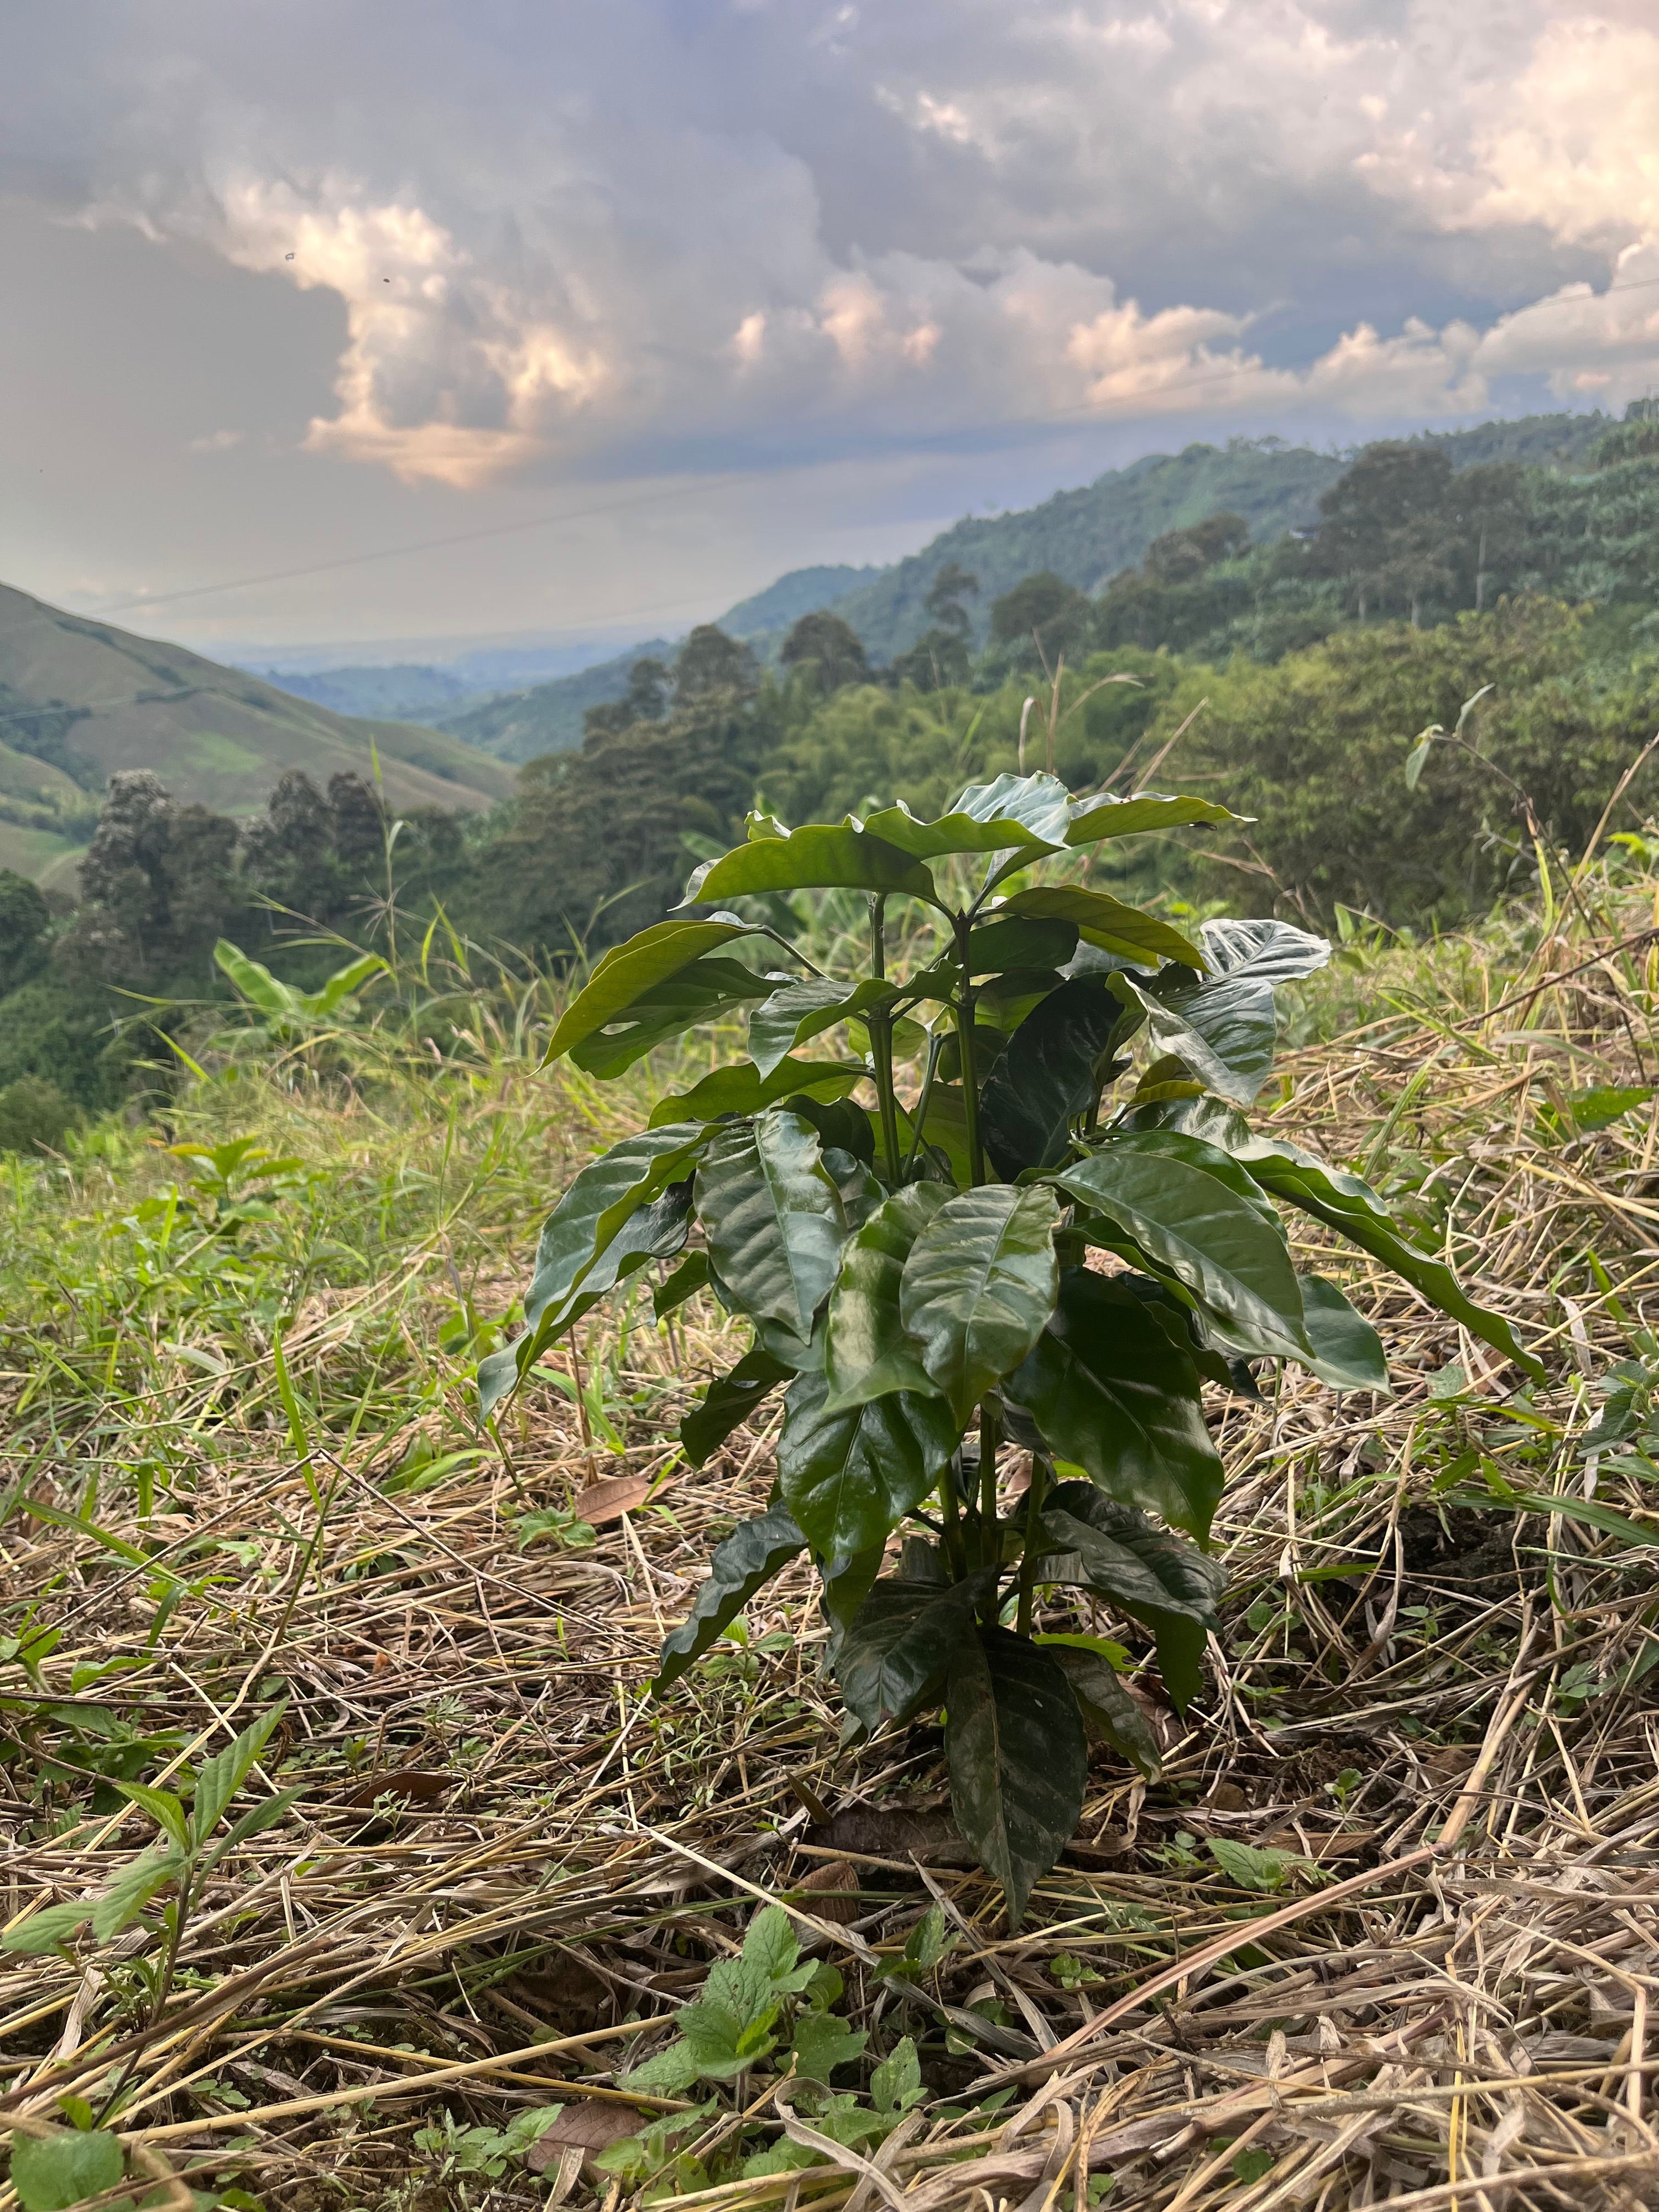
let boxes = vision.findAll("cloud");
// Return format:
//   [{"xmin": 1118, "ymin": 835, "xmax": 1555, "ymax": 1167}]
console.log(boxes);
[{"xmin": 7, "ymin": 1, "xmax": 1659, "ymax": 493}]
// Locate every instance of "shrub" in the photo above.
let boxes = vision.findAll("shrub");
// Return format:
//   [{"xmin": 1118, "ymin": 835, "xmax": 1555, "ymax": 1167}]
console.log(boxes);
[{"xmin": 484, "ymin": 770, "xmax": 1538, "ymax": 1919}]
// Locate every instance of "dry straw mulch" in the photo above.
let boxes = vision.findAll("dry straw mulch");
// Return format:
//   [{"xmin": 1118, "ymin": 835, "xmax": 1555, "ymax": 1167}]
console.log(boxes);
[{"xmin": 6, "ymin": 924, "xmax": 1659, "ymax": 2210}]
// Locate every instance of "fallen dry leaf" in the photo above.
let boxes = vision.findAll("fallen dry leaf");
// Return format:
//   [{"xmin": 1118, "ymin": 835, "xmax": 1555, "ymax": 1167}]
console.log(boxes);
[{"xmin": 575, "ymin": 1472, "xmax": 672, "ymax": 1525}]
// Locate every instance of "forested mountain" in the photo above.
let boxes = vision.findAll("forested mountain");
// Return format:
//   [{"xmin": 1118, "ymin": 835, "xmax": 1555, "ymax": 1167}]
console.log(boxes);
[
  {"xmin": 437, "ymin": 413, "xmax": 1616, "ymax": 764},
  {"xmin": 250, "ymin": 662, "xmax": 475, "ymax": 721},
  {"xmin": 0, "ymin": 583, "xmax": 512, "ymax": 888}
]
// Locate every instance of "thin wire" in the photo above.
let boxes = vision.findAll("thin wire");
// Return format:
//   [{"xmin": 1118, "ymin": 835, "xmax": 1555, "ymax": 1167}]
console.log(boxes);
[{"xmin": 46, "ymin": 268, "xmax": 1659, "ymax": 630}]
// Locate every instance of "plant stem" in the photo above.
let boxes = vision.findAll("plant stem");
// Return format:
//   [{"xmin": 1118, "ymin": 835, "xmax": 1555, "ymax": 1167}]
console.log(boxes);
[
  {"xmin": 1016, "ymin": 1452, "xmax": 1051, "ymax": 1637},
  {"xmin": 868, "ymin": 896, "xmax": 904, "ymax": 1185},
  {"xmin": 901, "ymin": 1029, "xmax": 945, "ymax": 1183},
  {"xmin": 978, "ymin": 1400, "xmax": 1003, "ymax": 1620},
  {"xmin": 952, "ymin": 915, "xmax": 988, "ymax": 1187},
  {"xmin": 937, "ymin": 1457, "xmax": 968, "ymax": 1582}
]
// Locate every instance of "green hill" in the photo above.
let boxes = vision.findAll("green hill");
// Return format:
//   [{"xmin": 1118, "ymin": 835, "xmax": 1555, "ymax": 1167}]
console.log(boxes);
[{"xmin": 0, "ymin": 582, "xmax": 513, "ymax": 887}]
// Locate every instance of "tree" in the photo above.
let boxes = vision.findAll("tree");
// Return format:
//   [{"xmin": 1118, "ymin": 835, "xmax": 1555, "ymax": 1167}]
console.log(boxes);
[
  {"xmin": 62, "ymin": 771, "xmax": 239, "ymax": 990},
  {"xmin": 675, "ymin": 626, "xmax": 759, "ymax": 703},
  {"xmin": 1312, "ymin": 443, "xmax": 1454, "ymax": 620},
  {"xmin": 780, "ymin": 612, "xmax": 869, "ymax": 696},
  {"xmin": 1142, "ymin": 513, "xmax": 1249, "ymax": 586},
  {"xmin": 987, "ymin": 572, "xmax": 1096, "ymax": 672},
  {"xmin": 924, "ymin": 562, "xmax": 979, "ymax": 638},
  {"xmin": 583, "ymin": 656, "xmax": 674, "ymax": 739},
  {"xmin": 0, "ymin": 869, "xmax": 51, "ymax": 999}
]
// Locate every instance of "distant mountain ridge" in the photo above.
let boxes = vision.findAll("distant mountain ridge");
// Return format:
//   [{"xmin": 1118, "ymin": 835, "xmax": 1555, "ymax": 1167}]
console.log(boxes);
[
  {"xmin": 429, "ymin": 411, "xmax": 1611, "ymax": 764},
  {"xmin": 0, "ymin": 582, "xmax": 512, "ymax": 888}
]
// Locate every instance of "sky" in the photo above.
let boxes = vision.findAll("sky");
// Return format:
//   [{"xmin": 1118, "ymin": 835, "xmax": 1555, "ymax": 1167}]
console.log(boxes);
[{"xmin": 2, "ymin": 0, "xmax": 1658, "ymax": 660}]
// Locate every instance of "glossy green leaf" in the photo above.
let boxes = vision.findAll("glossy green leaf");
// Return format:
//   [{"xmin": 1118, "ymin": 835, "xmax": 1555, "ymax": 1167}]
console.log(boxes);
[
  {"xmin": 1036, "ymin": 1488, "xmax": 1223, "ymax": 1629},
  {"xmin": 783, "ymin": 1093, "xmax": 877, "ymax": 1165},
  {"xmin": 822, "ymin": 1541, "xmax": 886, "ymax": 1631},
  {"xmin": 518, "ymin": 1126, "xmax": 707, "ymax": 1338},
  {"xmin": 479, "ymin": 1175, "xmax": 694, "ymax": 1420},
  {"xmin": 862, "ymin": 773, "xmax": 1071, "ymax": 859},
  {"xmin": 545, "ymin": 919, "xmax": 760, "ymax": 1062},
  {"xmin": 900, "ymin": 1187, "xmax": 1061, "ymax": 1421},
  {"xmin": 1065, "ymin": 790, "xmax": 1241, "ymax": 846},
  {"xmin": 998, "ymin": 886, "xmax": 1204, "ymax": 970},
  {"xmin": 682, "ymin": 825, "xmax": 940, "ymax": 907},
  {"xmin": 944, "ymin": 1627, "xmax": 1088, "ymax": 1927},
  {"xmin": 1238, "ymin": 1139, "xmax": 1545, "ymax": 1380},
  {"xmin": 575, "ymin": 959, "xmax": 780, "ymax": 1079},
  {"xmin": 964, "ymin": 914, "xmax": 1079, "ymax": 974},
  {"xmin": 681, "ymin": 1344, "xmax": 794, "ymax": 1467},
  {"xmin": 1118, "ymin": 1093, "xmax": 1254, "ymax": 1151},
  {"xmin": 11, "ymin": 2130, "xmax": 125, "ymax": 2212},
  {"xmin": 696, "ymin": 1112, "xmax": 847, "ymax": 1338},
  {"xmin": 979, "ymin": 977, "xmax": 1125, "ymax": 1180},
  {"xmin": 912, "ymin": 1083, "xmax": 972, "ymax": 1186},
  {"xmin": 824, "ymin": 1184, "xmax": 950, "ymax": 1410},
  {"xmin": 655, "ymin": 1505, "xmax": 806, "ymax": 1689},
  {"xmin": 648, "ymin": 1058, "xmax": 865, "ymax": 1126},
  {"xmin": 1008, "ymin": 1270, "xmax": 1223, "ymax": 1540},
  {"xmin": 778, "ymin": 1366, "xmax": 959, "ymax": 1567},
  {"xmin": 820, "ymin": 1147, "xmax": 883, "ymax": 1233},
  {"xmin": 833, "ymin": 1571, "xmax": 995, "ymax": 1728},
  {"xmin": 750, "ymin": 978, "xmax": 898, "ymax": 1079},
  {"xmin": 1057, "ymin": 1134, "xmax": 1312, "ymax": 1361},
  {"xmin": 1036, "ymin": 1481, "xmax": 1223, "ymax": 1712},
  {"xmin": 1299, "ymin": 1274, "xmax": 1390, "ymax": 1392},
  {"xmin": 654, "ymin": 1250, "xmax": 709, "ymax": 1321},
  {"xmin": 1039, "ymin": 1640, "xmax": 1162, "ymax": 1777},
  {"xmin": 1123, "ymin": 919, "xmax": 1329, "ymax": 1105}
]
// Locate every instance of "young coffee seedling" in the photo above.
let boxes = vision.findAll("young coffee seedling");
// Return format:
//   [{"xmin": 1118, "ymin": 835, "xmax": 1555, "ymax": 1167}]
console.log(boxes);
[{"xmin": 485, "ymin": 771, "xmax": 1540, "ymax": 1918}]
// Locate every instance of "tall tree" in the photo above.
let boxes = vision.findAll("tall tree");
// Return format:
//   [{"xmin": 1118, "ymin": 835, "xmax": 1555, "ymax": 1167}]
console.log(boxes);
[
  {"xmin": 675, "ymin": 625, "xmax": 759, "ymax": 702},
  {"xmin": 780, "ymin": 611, "xmax": 869, "ymax": 695}
]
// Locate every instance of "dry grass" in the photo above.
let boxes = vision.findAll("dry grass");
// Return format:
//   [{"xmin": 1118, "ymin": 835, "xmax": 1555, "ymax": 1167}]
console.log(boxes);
[{"xmin": 4, "ymin": 878, "xmax": 1659, "ymax": 2211}]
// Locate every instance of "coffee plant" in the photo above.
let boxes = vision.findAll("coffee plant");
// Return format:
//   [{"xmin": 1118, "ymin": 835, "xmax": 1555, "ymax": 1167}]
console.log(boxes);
[{"xmin": 483, "ymin": 771, "xmax": 1540, "ymax": 1919}]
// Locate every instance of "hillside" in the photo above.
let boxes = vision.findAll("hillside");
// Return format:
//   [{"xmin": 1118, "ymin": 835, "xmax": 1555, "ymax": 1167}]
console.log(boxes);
[
  {"xmin": 0, "ymin": 582, "xmax": 513, "ymax": 886},
  {"xmin": 719, "ymin": 561, "xmax": 887, "ymax": 638},
  {"xmin": 249, "ymin": 661, "xmax": 475, "ymax": 721}
]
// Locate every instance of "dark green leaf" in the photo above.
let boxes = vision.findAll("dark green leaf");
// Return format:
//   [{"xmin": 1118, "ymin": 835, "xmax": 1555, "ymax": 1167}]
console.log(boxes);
[
  {"xmin": 778, "ymin": 1368, "xmax": 959, "ymax": 1567},
  {"xmin": 825, "ymin": 1185, "xmax": 951, "ymax": 1410},
  {"xmin": 944, "ymin": 1629, "xmax": 1088, "ymax": 1927},
  {"xmin": 1036, "ymin": 1486, "xmax": 1223, "ymax": 1630},
  {"xmin": 965, "ymin": 915, "xmax": 1079, "ymax": 974},
  {"xmin": 979, "ymin": 978, "xmax": 1124, "ymax": 1180},
  {"xmin": 88, "ymin": 1843, "xmax": 185, "ymax": 1942},
  {"xmin": 648, "ymin": 1059, "xmax": 864, "ymax": 1126},
  {"xmin": 1538, "ymin": 1084, "xmax": 1654, "ymax": 1141},
  {"xmin": 655, "ymin": 1506, "xmax": 807, "ymax": 1689},
  {"xmin": 654, "ymin": 1250, "xmax": 709, "ymax": 1321},
  {"xmin": 1299, "ymin": 1274, "xmax": 1390, "ymax": 1392},
  {"xmin": 833, "ymin": 1571, "xmax": 996, "ymax": 1728},
  {"xmin": 1008, "ymin": 1270, "xmax": 1223, "ymax": 1540},
  {"xmin": 479, "ymin": 1175, "xmax": 694, "ymax": 1420},
  {"xmin": 914, "ymin": 1083, "xmax": 973, "ymax": 1186},
  {"xmin": 571, "ymin": 959, "xmax": 776, "ymax": 1078},
  {"xmin": 681, "ymin": 1345, "xmax": 794, "ymax": 1467},
  {"xmin": 1239, "ymin": 1139, "xmax": 1545, "ymax": 1380},
  {"xmin": 696, "ymin": 1112, "xmax": 847, "ymax": 1338},
  {"xmin": 1065, "ymin": 791, "xmax": 1240, "ymax": 846},
  {"xmin": 750, "ymin": 978, "xmax": 899, "ymax": 1079},
  {"xmin": 1040, "ymin": 1641, "xmax": 1162, "ymax": 1777},
  {"xmin": 820, "ymin": 1147, "xmax": 883, "ymax": 1234},
  {"xmin": 997, "ymin": 886, "xmax": 1204, "ymax": 970},
  {"xmin": 545, "ymin": 919, "xmax": 760, "ymax": 1063},
  {"xmin": 1057, "ymin": 1135, "xmax": 1312, "ymax": 1361},
  {"xmin": 516, "ymin": 1126, "xmax": 707, "ymax": 1340},
  {"xmin": 682, "ymin": 825, "xmax": 940, "ymax": 907},
  {"xmin": 783, "ymin": 1093, "xmax": 877, "ymax": 1165},
  {"xmin": 900, "ymin": 1187, "xmax": 1061, "ymax": 1421},
  {"xmin": 1117, "ymin": 1094, "xmax": 1253, "ymax": 1150},
  {"xmin": 822, "ymin": 1542, "xmax": 886, "ymax": 1631},
  {"xmin": 11, "ymin": 2131, "xmax": 125, "ymax": 2212}
]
